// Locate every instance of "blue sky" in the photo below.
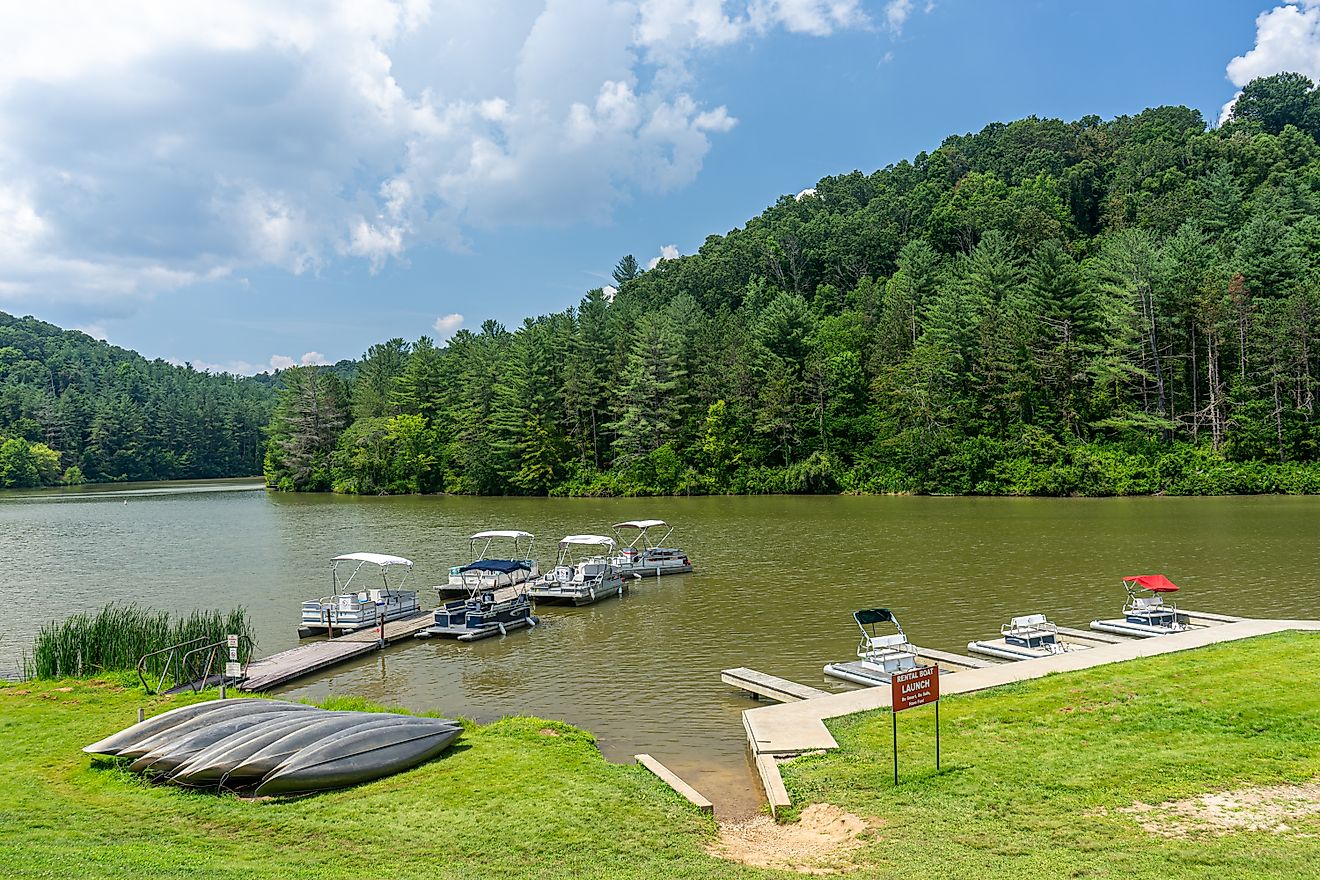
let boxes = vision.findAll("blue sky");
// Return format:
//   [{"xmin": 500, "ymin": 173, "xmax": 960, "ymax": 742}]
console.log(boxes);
[{"xmin": 0, "ymin": 1, "xmax": 1312, "ymax": 373}]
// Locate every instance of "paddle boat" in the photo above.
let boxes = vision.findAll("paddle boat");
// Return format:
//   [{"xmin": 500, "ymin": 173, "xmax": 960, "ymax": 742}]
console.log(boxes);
[
  {"xmin": 441, "ymin": 530, "xmax": 540, "ymax": 595},
  {"xmin": 610, "ymin": 520, "xmax": 693, "ymax": 577},
  {"xmin": 824, "ymin": 608, "xmax": 928, "ymax": 686},
  {"xmin": 967, "ymin": 613, "xmax": 1088, "ymax": 660},
  {"xmin": 417, "ymin": 561, "xmax": 539, "ymax": 642},
  {"xmin": 1090, "ymin": 574, "xmax": 1190, "ymax": 638},
  {"xmin": 527, "ymin": 535, "xmax": 627, "ymax": 605},
  {"xmin": 298, "ymin": 553, "xmax": 421, "ymax": 637}
]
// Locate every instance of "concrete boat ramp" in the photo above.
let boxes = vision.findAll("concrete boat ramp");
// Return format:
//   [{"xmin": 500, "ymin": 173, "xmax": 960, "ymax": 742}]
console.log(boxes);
[{"xmin": 733, "ymin": 616, "xmax": 1320, "ymax": 814}]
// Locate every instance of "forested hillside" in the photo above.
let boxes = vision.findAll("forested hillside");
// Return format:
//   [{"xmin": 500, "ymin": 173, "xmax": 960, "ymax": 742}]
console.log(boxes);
[
  {"xmin": 0, "ymin": 313, "xmax": 274, "ymax": 487},
  {"xmin": 265, "ymin": 74, "xmax": 1320, "ymax": 497}
]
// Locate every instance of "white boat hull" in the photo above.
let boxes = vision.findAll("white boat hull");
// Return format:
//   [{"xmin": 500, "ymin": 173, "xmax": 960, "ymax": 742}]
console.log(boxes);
[
  {"xmin": 1089, "ymin": 618, "xmax": 1189, "ymax": 638},
  {"xmin": 967, "ymin": 639, "xmax": 1088, "ymax": 661}
]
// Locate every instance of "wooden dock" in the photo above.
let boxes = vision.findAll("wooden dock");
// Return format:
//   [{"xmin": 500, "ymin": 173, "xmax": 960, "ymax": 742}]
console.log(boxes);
[
  {"xmin": 635, "ymin": 754, "xmax": 713, "ymax": 814},
  {"xmin": 240, "ymin": 612, "xmax": 435, "ymax": 691},
  {"xmin": 1181, "ymin": 608, "xmax": 1244, "ymax": 624},
  {"xmin": 722, "ymin": 667, "xmax": 828, "ymax": 702}
]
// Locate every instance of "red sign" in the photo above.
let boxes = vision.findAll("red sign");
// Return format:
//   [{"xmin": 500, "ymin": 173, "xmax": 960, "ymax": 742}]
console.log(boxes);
[{"xmin": 891, "ymin": 665, "xmax": 939, "ymax": 712}]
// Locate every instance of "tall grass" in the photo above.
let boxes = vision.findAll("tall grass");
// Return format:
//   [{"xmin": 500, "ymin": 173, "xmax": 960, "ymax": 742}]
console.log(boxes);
[{"xmin": 25, "ymin": 603, "xmax": 256, "ymax": 680}]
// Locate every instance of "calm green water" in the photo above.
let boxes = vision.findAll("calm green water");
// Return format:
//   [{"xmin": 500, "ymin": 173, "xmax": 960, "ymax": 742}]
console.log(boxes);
[{"xmin": 3, "ymin": 482, "xmax": 1318, "ymax": 815}]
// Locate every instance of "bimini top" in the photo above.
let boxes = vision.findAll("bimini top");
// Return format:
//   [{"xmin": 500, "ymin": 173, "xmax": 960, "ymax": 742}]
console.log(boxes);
[
  {"xmin": 560, "ymin": 535, "xmax": 616, "ymax": 547},
  {"xmin": 855, "ymin": 608, "xmax": 897, "ymax": 625},
  {"xmin": 332, "ymin": 552, "xmax": 413, "ymax": 568},
  {"xmin": 469, "ymin": 530, "xmax": 534, "ymax": 540},
  {"xmin": 459, "ymin": 560, "xmax": 531, "ymax": 574},
  {"xmin": 1123, "ymin": 574, "xmax": 1179, "ymax": 593},
  {"xmin": 613, "ymin": 519, "xmax": 667, "ymax": 530}
]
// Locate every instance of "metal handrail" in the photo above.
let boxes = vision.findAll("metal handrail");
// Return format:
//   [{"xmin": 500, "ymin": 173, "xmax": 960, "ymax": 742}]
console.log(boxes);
[
  {"xmin": 136, "ymin": 636, "xmax": 210, "ymax": 694},
  {"xmin": 178, "ymin": 636, "xmax": 256, "ymax": 694},
  {"xmin": 136, "ymin": 635, "xmax": 256, "ymax": 695}
]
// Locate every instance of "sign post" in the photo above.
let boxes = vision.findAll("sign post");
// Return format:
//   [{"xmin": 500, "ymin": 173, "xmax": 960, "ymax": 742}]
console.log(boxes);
[{"xmin": 890, "ymin": 665, "xmax": 940, "ymax": 784}]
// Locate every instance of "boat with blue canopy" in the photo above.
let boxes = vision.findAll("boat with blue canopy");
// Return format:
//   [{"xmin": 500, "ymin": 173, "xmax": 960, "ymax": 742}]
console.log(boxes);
[
  {"xmin": 417, "ymin": 561, "xmax": 538, "ymax": 642},
  {"xmin": 442, "ymin": 530, "xmax": 540, "ymax": 595}
]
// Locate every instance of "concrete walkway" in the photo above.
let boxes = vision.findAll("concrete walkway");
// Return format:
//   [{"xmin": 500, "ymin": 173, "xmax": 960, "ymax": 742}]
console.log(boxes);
[{"xmin": 743, "ymin": 619, "xmax": 1320, "ymax": 805}]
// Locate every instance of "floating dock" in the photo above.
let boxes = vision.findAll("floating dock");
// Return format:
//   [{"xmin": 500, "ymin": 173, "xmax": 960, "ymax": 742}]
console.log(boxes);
[
  {"xmin": 240, "ymin": 613, "xmax": 435, "ymax": 691},
  {"xmin": 722, "ymin": 667, "xmax": 828, "ymax": 703},
  {"xmin": 912, "ymin": 644, "xmax": 994, "ymax": 670}
]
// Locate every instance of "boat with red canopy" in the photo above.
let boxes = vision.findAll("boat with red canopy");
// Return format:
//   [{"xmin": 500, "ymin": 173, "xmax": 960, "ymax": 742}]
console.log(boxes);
[{"xmin": 1089, "ymin": 574, "xmax": 1190, "ymax": 638}]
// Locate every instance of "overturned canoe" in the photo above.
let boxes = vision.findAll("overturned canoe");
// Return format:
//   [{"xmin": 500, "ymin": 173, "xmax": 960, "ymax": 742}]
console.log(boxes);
[
  {"xmin": 83, "ymin": 698, "xmax": 279, "ymax": 757},
  {"xmin": 223, "ymin": 713, "xmax": 436, "ymax": 786},
  {"xmin": 130, "ymin": 704, "xmax": 318, "ymax": 774},
  {"xmin": 170, "ymin": 713, "xmax": 350, "ymax": 786},
  {"xmin": 115, "ymin": 700, "xmax": 316, "ymax": 760},
  {"xmin": 255, "ymin": 720, "xmax": 461, "ymax": 796}
]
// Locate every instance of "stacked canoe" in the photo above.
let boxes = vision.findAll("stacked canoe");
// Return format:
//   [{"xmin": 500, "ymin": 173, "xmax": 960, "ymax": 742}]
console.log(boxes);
[{"xmin": 83, "ymin": 698, "xmax": 461, "ymax": 796}]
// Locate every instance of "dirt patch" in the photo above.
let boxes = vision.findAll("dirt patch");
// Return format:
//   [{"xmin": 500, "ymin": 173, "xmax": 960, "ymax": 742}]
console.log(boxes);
[
  {"xmin": 709, "ymin": 803, "xmax": 875, "ymax": 874},
  {"xmin": 1121, "ymin": 781, "xmax": 1320, "ymax": 837},
  {"xmin": 537, "ymin": 727, "xmax": 560, "ymax": 737}
]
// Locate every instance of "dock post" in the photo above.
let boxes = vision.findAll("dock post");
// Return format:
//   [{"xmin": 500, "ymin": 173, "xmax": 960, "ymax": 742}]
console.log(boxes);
[{"xmin": 137, "ymin": 707, "xmax": 144, "ymax": 724}]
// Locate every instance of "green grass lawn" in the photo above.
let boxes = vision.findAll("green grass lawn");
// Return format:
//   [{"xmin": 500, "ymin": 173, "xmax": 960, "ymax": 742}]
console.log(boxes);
[
  {"xmin": 783, "ymin": 631, "xmax": 1320, "ymax": 879},
  {"xmin": 2, "ymin": 633, "xmax": 1318, "ymax": 879}
]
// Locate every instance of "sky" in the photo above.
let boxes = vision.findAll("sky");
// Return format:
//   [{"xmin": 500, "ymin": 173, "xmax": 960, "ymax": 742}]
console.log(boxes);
[{"xmin": 1, "ymin": 0, "xmax": 1318, "ymax": 374}]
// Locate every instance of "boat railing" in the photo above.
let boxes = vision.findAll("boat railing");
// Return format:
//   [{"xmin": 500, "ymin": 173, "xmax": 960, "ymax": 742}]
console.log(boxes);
[{"xmin": 136, "ymin": 634, "xmax": 256, "ymax": 695}]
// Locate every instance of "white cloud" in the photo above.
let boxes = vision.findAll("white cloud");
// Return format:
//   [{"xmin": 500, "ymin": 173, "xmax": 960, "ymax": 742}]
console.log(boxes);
[
  {"xmin": 1221, "ymin": 1, "xmax": 1320, "ymax": 124},
  {"xmin": 268, "ymin": 351, "xmax": 331, "ymax": 371},
  {"xmin": 75, "ymin": 323, "xmax": 108, "ymax": 341},
  {"xmin": 884, "ymin": 0, "xmax": 912, "ymax": 34},
  {"xmin": 0, "ymin": 1, "xmax": 870, "ymax": 314},
  {"xmin": 647, "ymin": 243, "xmax": 681, "ymax": 268},
  {"xmin": 433, "ymin": 312, "xmax": 464, "ymax": 338}
]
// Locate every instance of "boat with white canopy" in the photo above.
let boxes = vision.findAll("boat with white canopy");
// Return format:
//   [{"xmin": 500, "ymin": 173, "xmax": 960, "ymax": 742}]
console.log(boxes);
[
  {"xmin": 609, "ymin": 520, "xmax": 693, "ymax": 577},
  {"xmin": 967, "ymin": 613, "xmax": 1089, "ymax": 661},
  {"xmin": 441, "ymin": 530, "xmax": 540, "ymax": 595},
  {"xmin": 417, "ymin": 561, "xmax": 539, "ymax": 642},
  {"xmin": 527, "ymin": 535, "xmax": 627, "ymax": 605},
  {"xmin": 298, "ymin": 553, "xmax": 421, "ymax": 637},
  {"xmin": 1090, "ymin": 574, "xmax": 1191, "ymax": 638},
  {"xmin": 824, "ymin": 608, "xmax": 929, "ymax": 686}
]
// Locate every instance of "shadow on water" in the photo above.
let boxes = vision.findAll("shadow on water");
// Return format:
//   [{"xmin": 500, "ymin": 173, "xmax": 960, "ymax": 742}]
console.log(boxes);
[{"xmin": 5, "ymin": 483, "xmax": 1320, "ymax": 817}]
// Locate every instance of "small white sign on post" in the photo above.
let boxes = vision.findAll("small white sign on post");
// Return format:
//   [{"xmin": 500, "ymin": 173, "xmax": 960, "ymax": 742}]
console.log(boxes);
[
  {"xmin": 225, "ymin": 662, "xmax": 242, "ymax": 679},
  {"xmin": 228, "ymin": 646, "xmax": 238, "ymax": 661},
  {"xmin": 226, "ymin": 634, "xmax": 239, "ymax": 649}
]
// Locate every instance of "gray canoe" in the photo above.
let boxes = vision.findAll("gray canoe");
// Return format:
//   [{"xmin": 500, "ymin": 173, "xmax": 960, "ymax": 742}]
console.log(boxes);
[
  {"xmin": 254, "ymin": 721, "xmax": 462, "ymax": 796},
  {"xmin": 130, "ymin": 705, "xmax": 317, "ymax": 774},
  {"xmin": 121, "ymin": 701, "xmax": 315, "ymax": 763},
  {"xmin": 223, "ymin": 713, "xmax": 438, "ymax": 786},
  {"xmin": 167, "ymin": 713, "xmax": 331, "ymax": 785},
  {"xmin": 83, "ymin": 698, "xmax": 277, "ymax": 757}
]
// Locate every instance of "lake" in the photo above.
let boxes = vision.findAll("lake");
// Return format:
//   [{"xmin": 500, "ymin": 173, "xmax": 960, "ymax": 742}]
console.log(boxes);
[{"xmin": 3, "ymin": 480, "xmax": 1318, "ymax": 816}]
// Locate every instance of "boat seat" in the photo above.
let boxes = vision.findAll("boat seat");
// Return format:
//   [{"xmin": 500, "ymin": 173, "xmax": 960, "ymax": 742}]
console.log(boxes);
[
  {"xmin": 866, "ymin": 633, "xmax": 908, "ymax": 650},
  {"xmin": 490, "ymin": 586, "xmax": 519, "ymax": 603},
  {"xmin": 1132, "ymin": 596, "xmax": 1164, "ymax": 611},
  {"xmin": 1011, "ymin": 613, "xmax": 1047, "ymax": 629}
]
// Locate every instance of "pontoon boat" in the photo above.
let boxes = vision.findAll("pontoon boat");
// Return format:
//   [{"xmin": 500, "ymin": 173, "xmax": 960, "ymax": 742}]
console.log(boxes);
[
  {"xmin": 298, "ymin": 553, "xmax": 421, "ymax": 637},
  {"xmin": 824, "ymin": 608, "xmax": 927, "ymax": 686},
  {"xmin": 527, "ymin": 535, "xmax": 626, "ymax": 605},
  {"xmin": 610, "ymin": 520, "xmax": 693, "ymax": 577},
  {"xmin": 441, "ymin": 530, "xmax": 540, "ymax": 595},
  {"xmin": 1090, "ymin": 574, "xmax": 1190, "ymax": 638},
  {"xmin": 417, "ymin": 561, "xmax": 539, "ymax": 642},
  {"xmin": 968, "ymin": 613, "xmax": 1088, "ymax": 660}
]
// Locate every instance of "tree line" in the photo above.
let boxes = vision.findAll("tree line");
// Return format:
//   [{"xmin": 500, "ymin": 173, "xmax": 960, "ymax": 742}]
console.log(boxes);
[
  {"xmin": 250, "ymin": 73, "xmax": 1318, "ymax": 496},
  {"xmin": 0, "ymin": 313, "xmax": 274, "ymax": 488}
]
